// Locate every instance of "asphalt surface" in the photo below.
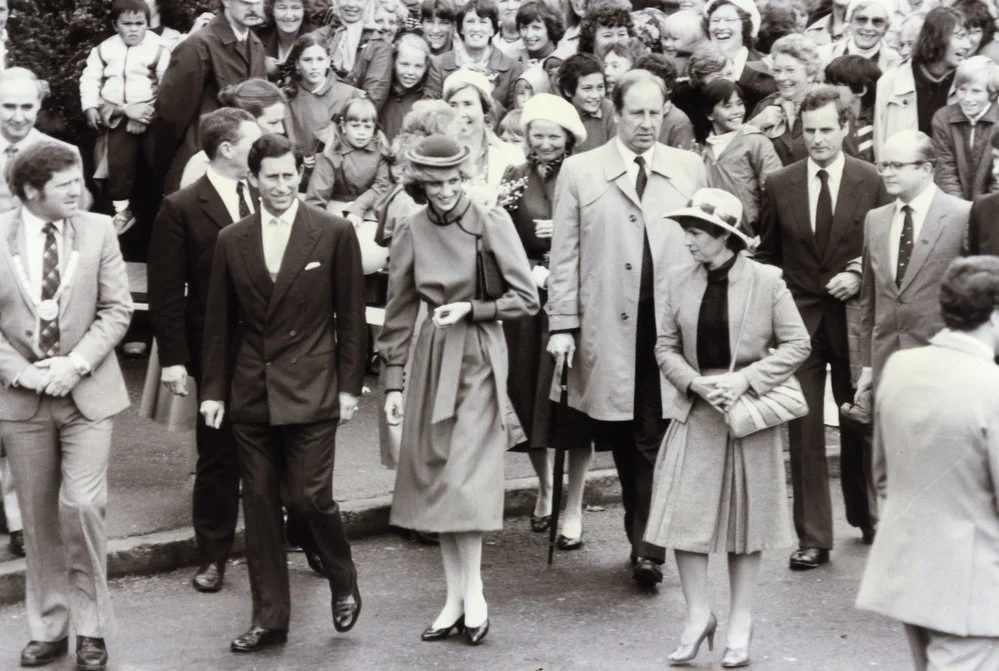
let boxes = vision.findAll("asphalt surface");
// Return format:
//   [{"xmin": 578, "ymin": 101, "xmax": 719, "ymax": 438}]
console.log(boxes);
[{"xmin": 0, "ymin": 497, "xmax": 906, "ymax": 671}]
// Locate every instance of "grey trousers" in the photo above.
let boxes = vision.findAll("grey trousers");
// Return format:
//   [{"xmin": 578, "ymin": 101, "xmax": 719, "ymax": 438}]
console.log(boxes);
[
  {"xmin": 1, "ymin": 442, "xmax": 22, "ymax": 530},
  {"xmin": 905, "ymin": 624, "xmax": 999, "ymax": 671},
  {"xmin": 0, "ymin": 396, "xmax": 114, "ymax": 641}
]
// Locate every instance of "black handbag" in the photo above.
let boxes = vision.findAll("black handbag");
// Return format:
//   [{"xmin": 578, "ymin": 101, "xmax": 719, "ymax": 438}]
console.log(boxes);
[{"xmin": 475, "ymin": 234, "xmax": 507, "ymax": 300}]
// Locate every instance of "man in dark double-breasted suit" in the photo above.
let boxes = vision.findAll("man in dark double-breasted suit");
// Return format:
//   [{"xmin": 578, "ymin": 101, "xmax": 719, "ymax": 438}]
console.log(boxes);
[
  {"xmin": 148, "ymin": 108, "xmax": 262, "ymax": 593},
  {"xmin": 758, "ymin": 87, "xmax": 890, "ymax": 571},
  {"xmin": 200, "ymin": 134, "xmax": 366, "ymax": 653},
  {"xmin": 153, "ymin": 1, "xmax": 267, "ymax": 195}
]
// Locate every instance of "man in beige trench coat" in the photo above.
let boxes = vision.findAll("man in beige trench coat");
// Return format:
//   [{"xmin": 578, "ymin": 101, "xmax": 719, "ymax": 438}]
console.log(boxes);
[{"xmin": 547, "ymin": 69, "xmax": 708, "ymax": 588}]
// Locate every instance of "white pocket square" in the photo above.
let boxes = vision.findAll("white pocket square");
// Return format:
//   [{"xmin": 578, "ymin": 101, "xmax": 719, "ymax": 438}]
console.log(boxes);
[{"xmin": 305, "ymin": 261, "xmax": 322, "ymax": 270}]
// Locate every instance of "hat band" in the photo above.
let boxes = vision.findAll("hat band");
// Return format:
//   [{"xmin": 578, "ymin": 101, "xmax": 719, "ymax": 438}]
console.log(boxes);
[{"xmin": 687, "ymin": 199, "xmax": 739, "ymax": 228}]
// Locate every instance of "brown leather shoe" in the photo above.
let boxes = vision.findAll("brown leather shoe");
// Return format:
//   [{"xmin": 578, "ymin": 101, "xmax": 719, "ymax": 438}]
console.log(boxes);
[
  {"xmin": 19, "ymin": 638, "xmax": 68, "ymax": 667},
  {"xmin": 75, "ymin": 636, "xmax": 107, "ymax": 671},
  {"xmin": 192, "ymin": 562, "xmax": 225, "ymax": 593},
  {"xmin": 230, "ymin": 626, "xmax": 288, "ymax": 653},
  {"xmin": 789, "ymin": 547, "xmax": 830, "ymax": 570},
  {"xmin": 9, "ymin": 530, "xmax": 24, "ymax": 557}
]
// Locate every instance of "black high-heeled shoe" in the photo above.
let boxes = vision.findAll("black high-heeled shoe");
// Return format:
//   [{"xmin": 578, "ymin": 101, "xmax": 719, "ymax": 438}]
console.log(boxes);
[
  {"xmin": 422, "ymin": 614, "xmax": 465, "ymax": 641},
  {"xmin": 464, "ymin": 617, "xmax": 490, "ymax": 645},
  {"xmin": 668, "ymin": 612, "xmax": 717, "ymax": 666},
  {"xmin": 530, "ymin": 515, "xmax": 551, "ymax": 532}
]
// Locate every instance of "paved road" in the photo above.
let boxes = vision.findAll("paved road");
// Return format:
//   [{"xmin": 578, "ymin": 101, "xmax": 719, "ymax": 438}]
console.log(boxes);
[{"xmin": 0, "ymin": 500, "xmax": 906, "ymax": 671}]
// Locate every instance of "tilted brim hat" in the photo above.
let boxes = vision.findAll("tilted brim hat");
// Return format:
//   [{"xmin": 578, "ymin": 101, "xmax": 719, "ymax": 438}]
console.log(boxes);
[
  {"xmin": 664, "ymin": 188, "xmax": 756, "ymax": 249},
  {"xmin": 704, "ymin": 0, "xmax": 761, "ymax": 38},
  {"xmin": 519, "ymin": 93, "xmax": 588, "ymax": 144},
  {"xmin": 405, "ymin": 134, "xmax": 471, "ymax": 168}
]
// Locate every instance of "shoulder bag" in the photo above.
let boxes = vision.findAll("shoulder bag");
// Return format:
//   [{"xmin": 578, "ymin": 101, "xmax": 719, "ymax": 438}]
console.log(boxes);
[
  {"xmin": 457, "ymin": 208, "xmax": 508, "ymax": 300},
  {"xmin": 724, "ymin": 268, "xmax": 809, "ymax": 439}
]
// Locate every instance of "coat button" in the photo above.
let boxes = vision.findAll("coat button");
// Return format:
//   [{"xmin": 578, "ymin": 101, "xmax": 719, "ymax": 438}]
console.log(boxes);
[
  {"xmin": 289, "ymin": 330, "xmax": 296, "ymax": 336},
  {"xmin": 620, "ymin": 312, "xmax": 628, "ymax": 320},
  {"xmin": 629, "ymin": 214, "xmax": 637, "ymax": 222},
  {"xmin": 625, "ymin": 263, "xmax": 632, "ymax": 270},
  {"xmin": 266, "ymin": 362, "xmax": 272, "ymax": 367},
  {"xmin": 291, "ymin": 357, "xmax": 298, "ymax": 364},
  {"xmin": 25, "ymin": 330, "xmax": 32, "ymax": 337}
]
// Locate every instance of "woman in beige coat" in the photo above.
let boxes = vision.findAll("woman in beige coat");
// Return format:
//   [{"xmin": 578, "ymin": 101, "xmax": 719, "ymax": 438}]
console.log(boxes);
[{"xmin": 645, "ymin": 189, "xmax": 810, "ymax": 668}]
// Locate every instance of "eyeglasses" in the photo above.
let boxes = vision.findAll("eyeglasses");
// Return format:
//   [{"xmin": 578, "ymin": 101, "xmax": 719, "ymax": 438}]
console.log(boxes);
[
  {"xmin": 709, "ymin": 17, "xmax": 741, "ymax": 25},
  {"xmin": 851, "ymin": 14, "xmax": 888, "ymax": 28},
  {"xmin": 875, "ymin": 161, "xmax": 927, "ymax": 174}
]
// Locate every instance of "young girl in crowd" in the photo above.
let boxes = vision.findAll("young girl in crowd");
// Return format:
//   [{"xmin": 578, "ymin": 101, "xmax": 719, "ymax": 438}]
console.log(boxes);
[
  {"xmin": 513, "ymin": 65, "xmax": 550, "ymax": 110},
  {"xmin": 380, "ymin": 33, "xmax": 433, "ymax": 141},
  {"xmin": 557, "ymin": 52, "xmax": 614, "ymax": 153},
  {"xmin": 81, "ymin": 0, "xmax": 170, "ymax": 232},
  {"xmin": 499, "ymin": 108, "xmax": 525, "ymax": 147},
  {"xmin": 932, "ymin": 54, "xmax": 999, "ymax": 200},
  {"xmin": 282, "ymin": 33, "xmax": 362, "ymax": 173},
  {"xmin": 306, "ymin": 97, "xmax": 393, "ymax": 224},
  {"xmin": 661, "ymin": 10, "xmax": 704, "ymax": 75},
  {"xmin": 700, "ymin": 78, "xmax": 782, "ymax": 234}
]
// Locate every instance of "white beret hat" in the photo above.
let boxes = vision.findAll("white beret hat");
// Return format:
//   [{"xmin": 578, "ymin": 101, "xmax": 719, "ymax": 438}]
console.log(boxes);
[{"xmin": 519, "ymin": 93, "xmax": 588, "ymax": 144}]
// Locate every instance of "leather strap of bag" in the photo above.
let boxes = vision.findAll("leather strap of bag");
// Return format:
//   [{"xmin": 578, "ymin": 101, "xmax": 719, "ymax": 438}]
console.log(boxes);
[{"xmin": 728, "ymin": 264, "xmax": 755, "ymax": 375}]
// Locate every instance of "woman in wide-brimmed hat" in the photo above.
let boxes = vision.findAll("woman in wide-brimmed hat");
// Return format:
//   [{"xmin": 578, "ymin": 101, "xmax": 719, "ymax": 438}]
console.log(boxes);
[
  {"xmin": 644, "ymin": 188, "xmax": 810, "ymax": 668},
  {"xmin": 496, "ymin": 93, "xmax": 594, "ymax": 548},
  {"xmin": 377, "ymin": 135, "xmax": 539, "ymax": 646}
]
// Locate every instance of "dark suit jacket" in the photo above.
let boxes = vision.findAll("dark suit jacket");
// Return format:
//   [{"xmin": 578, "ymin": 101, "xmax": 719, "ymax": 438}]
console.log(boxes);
[
  {"xmin": 148, "ymin": 175, "xmax": 252, "ymax": 379},
  {"xmin": 738, "ymin": 51, "xmax": 777, "ymax": 114},
  {"xmin": 968, "ymin": 191, "xmax": 999, "ymax": 256},
  {"xmin": 932, "ymin": 102, "xmax": 999, "ymax": 201},
  {"xmin": 757, "ymin": 155, "xmax": 890, "ymax": 351},
  {"xmin": 200, "ymin": 202, "xmax": 366, "ymax": 425},
  {"xmin": 153, "ymin": 16, "xmax": 267, "ymax": 194}
]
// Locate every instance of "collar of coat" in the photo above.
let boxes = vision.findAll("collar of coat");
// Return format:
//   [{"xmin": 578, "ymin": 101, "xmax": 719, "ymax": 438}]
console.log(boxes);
[{"xmin": 598, "ymin": 139, "xmax": 690, "ymax": 184}]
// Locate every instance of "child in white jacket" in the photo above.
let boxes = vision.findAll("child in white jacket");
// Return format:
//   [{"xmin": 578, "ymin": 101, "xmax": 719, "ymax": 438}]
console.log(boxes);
[{"xmin": 80, "ymin": 0, "xmax": 169, "ymax": 231}]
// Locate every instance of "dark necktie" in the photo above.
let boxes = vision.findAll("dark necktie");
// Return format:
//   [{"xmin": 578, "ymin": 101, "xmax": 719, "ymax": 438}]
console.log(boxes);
[
  {"xmin": 815, "ymin": 169, "xmax": 833, "ymax": 254},
  {"xmin": 896, "ymin": 205, "xmax": 914, "ymax": 288},
  {"xmin": 38, "ymin": 222, "xmax": 60, "ymax": 357},
  {"xmin": 635, "ymin": 156, "xmax": 653, "ymax": 302},
  {"xmin": 236, "ymin": 181, "xmax": 251, "ymax": 219}
]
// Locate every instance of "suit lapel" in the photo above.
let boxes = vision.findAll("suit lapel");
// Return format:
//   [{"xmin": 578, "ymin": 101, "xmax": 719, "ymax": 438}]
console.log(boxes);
[
  {"xmin": 898, "ymin": 192, "xmax": 949, "ymax": 294},
  {"xmin": 58, "ymin": 217, "xmax": 79, "ymax": 315},
  {"xmin": 602, "ymin": 143, "xmax": 643, "ymax": 210},
  {"xmin": 3, "ymin": 210, "xmax": 36, "ymax": 316},
  {"xmin": 198, "ymin": 176, "xmax": 236, "ymax": 229},
  {"xmin": 823, "ymin": 159, "xmax": 863, "ymax": 262},
  {"xmin": 726, "ymin": 256, "xmax": 751, "ymax": 363},
  {"xmin": 267, "ymin": 207, "xmax": 320, "ymax": 318},
  {"xmin": 238, "ymin": 213, "xmax": 274, "ymax": 302},
  {"xmin": 789, "ymin": 165, "xmax": 821, "ymax": 259}
]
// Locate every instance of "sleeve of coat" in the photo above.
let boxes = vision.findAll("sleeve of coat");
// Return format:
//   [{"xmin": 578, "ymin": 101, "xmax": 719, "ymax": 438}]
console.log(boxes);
[
  {"xmin": 423, "ymin": 56, "xmax": 445, "ymax": 101},
  {"xmin": 655, "ymin": 279, "xmax": 699, "ymax": 394},
  {"xmin": 968, "ymin": 198, "xmax": 982, "ymax": 255},
  {"xmin": 347, "ymin": 157, "xmax": 392, "ymax": 219},
  {"xmin": 873, "ymin": 72, "xmax": 889, "ymax": 163},
  {"xmin": 546, "ymin": 160, "xmax": 582, "ymax": 331},
  {"xmin": 751, "ymin": 136, "xmax": 783, "ymax": 201},
  {"xmin": 305, "ymin": 153, "xmax": 336, "ymax": 208},
  {"xmin": 857, "ymin": 212, "xmax": 876, "ymax": 369},
  {"xmin": 200, "ymin": 235, "xmax": 237, "ymax": 404},
  {"xmin": 755, "ymin": 178, "xmax": 782, "ymax": 266},
  {"xmin": 359, "ymin": 40, "xmax": 393, "ymax": 110},
  {"xmin": 70, "ymin": 217, "xmax": 134, "ymax": 371},
  {"xmin": 376, "ymin": 217, "xmax": 419, "ymax": 392},
  {"xmin": 147, "ymin": 196, "xmax": 190, "ymax": 367},
  {"xmin": 154, "ymin": 36, "xmax": 208, "ymax": 180},
  {"xmin": 79, "ymin": 44, "xmax": 104, "ymax": 112},
  {"xmin": 740, "ymin": 270, "xmax": 812, "ymax": 395},
  {"xmin": 331, "ymin": 219, "xmax": 367, "ymax": 397},
  {"xmin": 468, "ymin": 206, "xmax": 540, "ymax": 322},
  {"xmin": 931, "ymin": 109, "xmax": 964, "ymax": 198},
  {"xmin": 987, "ymin": 412, "xmax": 999, "ymax": 517}
]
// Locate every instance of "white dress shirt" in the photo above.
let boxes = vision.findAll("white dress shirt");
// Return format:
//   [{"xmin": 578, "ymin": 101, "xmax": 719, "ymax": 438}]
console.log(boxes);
[
  {"xmin": 262, "ymin": 199, "xmax": 299, "ymax": 281},
  {"xmin": 205, "ymin": 166, "xmax": 254, "ymax": 223},
  {"xmin": 616, "ymin": 137, "xmax": 656, "ymax": 192},
  {"xmin": 807, "ymin": 152, "xmax": 845, "ymax": 233},
  {"xmin": 889, "ymin": 182, "xmax": 937, "ymax": 281},
  {"xmin": 22, "ymin": 207, "xmax": 64, "ymax": 304}
]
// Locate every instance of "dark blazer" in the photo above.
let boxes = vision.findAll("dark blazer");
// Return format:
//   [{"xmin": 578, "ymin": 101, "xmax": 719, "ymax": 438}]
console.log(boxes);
[
  {"xmin": 424, "ymin": 47, "xmax": 525, "ymax": 111},
  {"xmin": 738, "ymin": 51, "xmax": 777, "ymax": 114},
  {"xmin": 931, "ymin": 102, "xmax": 999, "ymax": 201},
  {"xmin": 200, "ymin": 202, "xmax": 366, "ymax": 425},
  {"xmin": 312, "ymin": 25, "xmax": 393, "ymax": 109},
  {"xmin": 758, "ymin": 155, "xmax": 890, "ymax": 348},
  {"xmin": 153, "ymin": 16, "xmax": 267, "ymax": 193},
  {"xmin": 148, "ymin": 175, "xmax": 250, "ymax": 377},
  {"xmin": 968, "ymin": 191, "xmax": 999, "ymax": 256}
]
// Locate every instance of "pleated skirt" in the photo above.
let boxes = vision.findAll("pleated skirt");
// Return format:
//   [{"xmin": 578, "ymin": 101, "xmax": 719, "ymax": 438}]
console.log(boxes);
[{"xmin": 645, "ymin": 396, "xmax": 795, "ymax": 554}]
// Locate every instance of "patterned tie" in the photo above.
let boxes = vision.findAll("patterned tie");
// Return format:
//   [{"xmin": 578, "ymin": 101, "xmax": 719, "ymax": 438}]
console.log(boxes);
[
  {"xmin": 38, "ymin": 222, "xmax": 60, "ymax": 357},
  {"xmin": 896, "ymin": 205, "xmax": 914, "ymax": 288},
  {"xmin": 236, "ymin": 181, "xmax": 251, "ymax": 219},
  {"xmin": 634, "ymin": 155, "xmax": 647, "ymax": 199},
  {"xmin": 815, "ymin": 169, "xmax": 833, "ymax": 254}
]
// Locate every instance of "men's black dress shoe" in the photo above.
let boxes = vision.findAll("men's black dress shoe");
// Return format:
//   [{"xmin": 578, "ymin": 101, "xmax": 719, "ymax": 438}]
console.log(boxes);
[
  {"xmin": 192, "ymin": 562, "xmax": 225, "ymax": 592},
  {"xmin": 464, "ymin": 618, "xmax": 490, "ymax": 646},
  {"xmin": 75, "ymin": 636, "xmax": 107, "ymax": 671},
  {"xmin": 9, "ymin": 530, "xmax": 24, "ymax": 557},
  {"xmin": 789, "ymin": 547, "xmax": 830, "ymax": 570},
  {"xmin": 632, "ymin": 558, "xmax": 664, "ymax": 588},
  {"xmin": 333, "ymin": 580, "xmax": 362, "ymax": 632},
  {"xmin": 19, "ymin": 638, "xmax": 68, "ymax": 667},
  {"xmin": 556, "ymin": 534, "xmax": 583, "ymax": 551},
  {"xmin": 230, "ymin": 626, "xmax": 288, "ymax": 653},
  {"xmin": 861, "ymin": 526, "xmax": 876, "ymax": 545},
  {"xmin": 422, "ymin": 614, "xmax": 465, "ymax": 641}
]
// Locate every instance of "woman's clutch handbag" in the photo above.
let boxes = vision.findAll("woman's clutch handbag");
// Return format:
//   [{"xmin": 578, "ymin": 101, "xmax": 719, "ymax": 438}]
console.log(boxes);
[
  {"xmin": 724, "ymin": 269, "xmax": 808, "ymax": 439},
  {"xmin": 475, "ymin": 235, "xmax": 507, "ymax": 300}
]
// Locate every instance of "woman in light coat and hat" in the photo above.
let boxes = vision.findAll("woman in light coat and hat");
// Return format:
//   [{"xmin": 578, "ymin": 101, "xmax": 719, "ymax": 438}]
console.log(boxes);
[
  {"xmin": 645, "ymin": 188, "xmax": 810, "ymax": 668},
  {"xmin": 498, "ymin": 93, "xmax": 594, "ymax": 547},
  {"xmin": 378, "ymin": 135, "xmax": 539, "ymax": 645}
]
